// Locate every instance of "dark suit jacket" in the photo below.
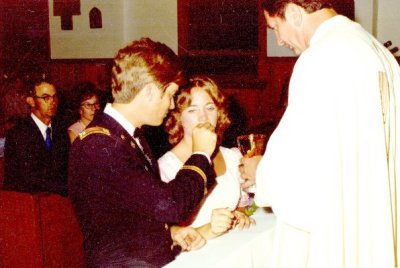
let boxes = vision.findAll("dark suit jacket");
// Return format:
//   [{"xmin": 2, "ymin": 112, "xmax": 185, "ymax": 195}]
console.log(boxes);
[
  {"xmin": 68, "ymin": 112, "xmax": 216, "ymax": 267},
  {"xmin": 3, "ymin": 116, "xmax": 69, "ymax": 196}
]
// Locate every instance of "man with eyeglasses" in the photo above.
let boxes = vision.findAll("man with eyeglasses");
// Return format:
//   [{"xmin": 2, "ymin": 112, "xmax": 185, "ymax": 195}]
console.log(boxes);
[{"xmin": 3, "ymin": 79, "xmax": 69, "ymax": 196}]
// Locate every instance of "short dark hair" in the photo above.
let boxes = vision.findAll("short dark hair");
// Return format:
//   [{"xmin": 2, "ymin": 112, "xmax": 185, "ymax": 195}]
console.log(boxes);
[
  {"xmin": 262, "ymin": 0, "xmax": 333, "ymax": 18},
  {"xmin": 23, "ymin": 71, "xmax": 52, "ymax": 95},
  {"xmin": 72, "ymin": 82, "xmax": 99, "ymax": 111},
  {"xmin": 26, "ymin": 78, "xmax": 54, "ymax": 96},
  {"xmin": 164, "ymin": 76, "xmax": 231, "ymax": 146},
  {"xmin": 111, "ymin": 38, "xmax": 185, "ymax": 103}
]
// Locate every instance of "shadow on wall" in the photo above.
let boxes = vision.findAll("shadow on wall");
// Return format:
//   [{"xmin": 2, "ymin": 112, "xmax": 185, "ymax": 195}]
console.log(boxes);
[
  {"xmin": 222, "ymin": 95, "xmax": 247, "ymax": 148},
  {"xmin": 331, "ymin": 0, "xmax": 355, "ymax": 20},
  {"xmin": 222, "ymin": 93, "xmax": 286, "ymax": 149}
]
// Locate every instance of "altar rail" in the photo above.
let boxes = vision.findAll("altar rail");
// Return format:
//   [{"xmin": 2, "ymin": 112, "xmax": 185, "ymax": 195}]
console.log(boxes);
[{"xmin": 0, "ymin": 190, "xmax": 85, "ymax": 267}]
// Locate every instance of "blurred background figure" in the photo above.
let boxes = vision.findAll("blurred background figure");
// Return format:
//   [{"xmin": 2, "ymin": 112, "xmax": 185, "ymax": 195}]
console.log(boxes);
[
  {"xmin": 67, "ymin": 82, "xmax": 100, "ymax": 143},
  {"xmin": 159, "ymin": 76, "xmax": 254, "ymax": 241},
  {"xmin": 1, "ymin": 75, "xmax": 30, "ymax": 131},
  {"xmin": 4, "ymin": 79, "xmax": 69, "ymax": 196}
]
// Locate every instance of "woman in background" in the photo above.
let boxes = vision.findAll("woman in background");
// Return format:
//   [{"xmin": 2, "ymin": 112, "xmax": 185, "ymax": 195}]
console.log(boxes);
[
  {"xmin": 159, "ymin": 76, "xmax": 254, "ymax": 241},
  {"xmin": 67, "ymin": 82, "xmax": 100, "ymax": 143}
]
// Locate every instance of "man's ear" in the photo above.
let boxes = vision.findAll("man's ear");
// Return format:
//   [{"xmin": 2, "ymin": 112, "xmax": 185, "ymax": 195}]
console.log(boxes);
[
  {"xmin": 26, "ymin": 96, "xmax": 35, "ymax": 108},
  {"xmin": 141, "ymin": 83, "xmax": 158, "ymax": 102},
  {"xmin": 285, "ymin": 3, "xmax": 303, "ymax": 27}
]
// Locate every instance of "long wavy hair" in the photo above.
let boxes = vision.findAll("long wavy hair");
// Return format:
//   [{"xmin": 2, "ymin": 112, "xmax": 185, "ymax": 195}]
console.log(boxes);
[{"xmin": 164, "ymin": 76, "xmax": 231, "ymax": 146}]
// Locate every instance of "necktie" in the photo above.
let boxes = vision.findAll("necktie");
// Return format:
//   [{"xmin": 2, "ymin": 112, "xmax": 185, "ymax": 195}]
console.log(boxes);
[
  {"xmin": 133, "ymin": 128, "xmax": 155, "ymax": 169},
  {"xmin": 45, "ymin": 127, "xmax": 52, "ymax": 151}
]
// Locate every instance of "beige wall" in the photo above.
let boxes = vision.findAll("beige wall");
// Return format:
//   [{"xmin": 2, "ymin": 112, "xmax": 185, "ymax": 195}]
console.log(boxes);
[
  {"xmin": 49, "ymin": 0, "xmax": 125, "ymax": 59},
  {"xmin": 376, "ymin": 0, "xmax": 400, "ymax": 51},
  {"xmin": 49, "ymin": 0, "xmax": 177, "ymax": 59},
  {"xmin": 123, "ymin": 0, "xmax": 178, "ymax": 53},
  {"xmin": 49, "ymin": 0, "xmax": 399, "ymax": 59}
]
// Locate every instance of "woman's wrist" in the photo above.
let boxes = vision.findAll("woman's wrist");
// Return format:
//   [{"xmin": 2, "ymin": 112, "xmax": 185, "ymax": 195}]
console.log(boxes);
[{"xmin": 196, "ymin": 223, "xmax": 219, "ymax": 240}]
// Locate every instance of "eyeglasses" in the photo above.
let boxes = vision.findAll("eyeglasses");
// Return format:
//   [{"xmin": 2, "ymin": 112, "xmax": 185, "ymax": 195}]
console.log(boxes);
[
  {"xmin": 81, "ymin": 102, "xmax": 100, "ymax": 110},
  {"xmin": 34, "ymin": 94, "xmax": 58, "ymax": 103}
]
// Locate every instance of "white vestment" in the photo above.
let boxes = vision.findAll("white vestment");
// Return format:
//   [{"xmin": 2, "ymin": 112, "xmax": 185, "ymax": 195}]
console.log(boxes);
[{"xmin": 255, "ymin": 15, "xmax": 400, "ymax": 267}]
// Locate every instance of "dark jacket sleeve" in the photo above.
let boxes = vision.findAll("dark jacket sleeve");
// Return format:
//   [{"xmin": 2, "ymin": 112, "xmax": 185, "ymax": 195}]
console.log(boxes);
[
  {"xmin": 4, "ymin": 128, "xmax": 18, "ymax": 188},
  {"xmin": 167, "ymin": 154, "xmax": 216, "ymax": 220},
  {"xmin": 69, "ymin": 134, "xmax": 215, "ymax": 224}
]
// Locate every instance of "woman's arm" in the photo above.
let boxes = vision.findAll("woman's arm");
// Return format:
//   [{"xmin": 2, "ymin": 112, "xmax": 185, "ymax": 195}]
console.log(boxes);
[
  {"xmin": 195, "ymin": 208, "xmax": 235, "ymax": 239},
  {"xmin": 196, "ymin": 209, "xmax": 256, "ymax": 240}
]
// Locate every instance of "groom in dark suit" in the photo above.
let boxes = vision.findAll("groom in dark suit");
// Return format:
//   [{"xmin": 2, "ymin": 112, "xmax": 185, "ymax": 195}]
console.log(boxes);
[
  {"xmin": 4, "ymin": 80, "xmax": 69, "ymax": 196},
  {"xmin": 68, "ymin": 38, "xmax": 217, "ymax": 267}
]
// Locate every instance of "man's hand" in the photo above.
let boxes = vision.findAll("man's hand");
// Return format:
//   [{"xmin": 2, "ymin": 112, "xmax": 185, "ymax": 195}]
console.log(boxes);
[
  {"xmin": 170, "ymin": 226, "xmax": 206, "ymax": 251},
  {"xmin": 210, "ymin": 208, "xmax": 235, "ymax": 235},
  {"xmin": 192, "ymin": 122, "xmax": 217, "ymax": 157},
  {"xmin": 239, "ymin": 156, "xmax": 263, "ymax": 189}
]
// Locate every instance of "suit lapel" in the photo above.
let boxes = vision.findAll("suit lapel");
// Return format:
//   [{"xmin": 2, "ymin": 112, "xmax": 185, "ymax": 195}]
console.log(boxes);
[
  {"xmin": 28, "ymin": 117, "xmax": 48, "ymax": 152},
  {"xmin": 99, "ymin": 114, "xmax": 158, "ymax": 175}
]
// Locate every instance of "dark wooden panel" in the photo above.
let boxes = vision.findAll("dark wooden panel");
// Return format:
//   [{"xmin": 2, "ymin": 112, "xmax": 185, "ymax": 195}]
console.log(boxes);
[
  {"xmin": 0, "ymin": 0, "xmax": 50, "ymax": 76},
  {"xmin": 178, "ymin": 0, "xmax": 265, "ymax": 81},
  {"xmin": 186, "ymin": 0, "xmax": 258, "ymax": 51}
]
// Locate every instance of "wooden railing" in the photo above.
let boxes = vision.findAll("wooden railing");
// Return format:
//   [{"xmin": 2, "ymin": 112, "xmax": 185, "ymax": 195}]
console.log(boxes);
[{"xmin": 0, "ymin": 190, "xmax": 85, "ymax": 267}]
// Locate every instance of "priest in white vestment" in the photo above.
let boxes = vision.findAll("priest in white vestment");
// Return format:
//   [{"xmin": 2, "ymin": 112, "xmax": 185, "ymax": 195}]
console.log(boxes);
[{"xmin": 240, "ymin": 1, "xmax": 400, "ymax": 267}]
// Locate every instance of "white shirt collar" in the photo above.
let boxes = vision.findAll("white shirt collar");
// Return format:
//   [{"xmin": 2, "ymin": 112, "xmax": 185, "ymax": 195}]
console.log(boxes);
[
  {"xmin": 103, "ymin": 103, "xmax": 136, "ymax": 136},
  {"xmin": 31, "ymin": 113, "xmax": 51, "ymax": 140}
]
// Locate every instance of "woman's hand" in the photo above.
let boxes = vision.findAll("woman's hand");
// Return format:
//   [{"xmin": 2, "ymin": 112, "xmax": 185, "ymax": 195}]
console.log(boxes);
[
  {"xmin": 210, "ymin": 208, "xmax": 235, "ymax": 235},
  {"xmin": 233, "ymin": 210, "xmax": 256, "ymax": 230},
  {"xmin": 170, "ymin": 225, "xmax": 206, "ymax": 251}
]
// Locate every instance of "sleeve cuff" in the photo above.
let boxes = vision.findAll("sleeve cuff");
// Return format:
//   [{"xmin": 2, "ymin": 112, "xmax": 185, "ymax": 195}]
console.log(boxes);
[{"xmin": 192, "ymin": 152, "xmax": 211, "ymax": 163}]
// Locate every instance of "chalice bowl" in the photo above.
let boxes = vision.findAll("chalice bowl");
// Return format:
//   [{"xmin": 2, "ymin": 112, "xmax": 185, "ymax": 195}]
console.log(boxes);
[
  {"xmin": 237, "ymin": 134, "xmax": 267, "ymax": 193},
  {"xmin": 236, "ymin": 133, "xmax": 267, "ymax": 158}
]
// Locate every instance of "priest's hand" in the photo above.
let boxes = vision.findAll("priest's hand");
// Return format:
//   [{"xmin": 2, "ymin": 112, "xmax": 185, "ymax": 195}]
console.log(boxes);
[{"xmin": 239, "ymin": 155, "xmax": 262, "ymax": 189}]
